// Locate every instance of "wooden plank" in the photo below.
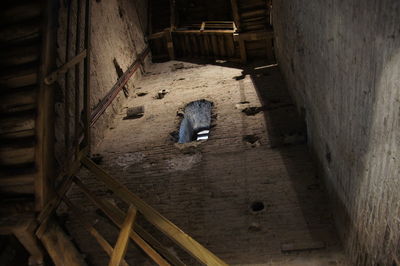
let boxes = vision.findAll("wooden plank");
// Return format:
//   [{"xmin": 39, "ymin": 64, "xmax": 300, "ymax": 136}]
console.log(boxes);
[
  {"xmin": 81, "ymin": 157, "xmax": 228, "ymax": 266},
  {"xmin": 239, "ymin": 38, "xmax": 247, "ymax": 63},
  {"xmin": 265, "ymin": 37, "xmax": 274, "ymax": 62},
  {"xmin": 210, "ymin": 34, "xmax": 219, "ymax": 57},
  {"xmin": 184, "ymin": 34, "xmax": 192, "ymax": 57},
  {"xmin": 0, "ymin": 64, "xmax": 38, "ymax": 89},
  {"xmin": 0, "ymin": 18, "xmax": 41, "ymax": 44},
  {"xmin": 241, "ymin": 9, "xmax": 265, "ymax": 19},
  {"xmin": 41, "ymin": 218, "xmax": 87, "ymax": 266},
  {"xmin": 0, "ymin": 113, "xmax": 35, "ymax": 138},
  {"xmin": 225, "ymin": 34, "xmax": 235, "ymax": 58},
  {"xmin": 13, "ymin": 218, "xmax": 45, "ymax": 266},
  {"xmin": 109, "ymin": 205, "xmax": 137, "ymax": 266},
  {"xmin": 0, "ymin": 87, "xmax": 36, "ymax": 114},
  {"xmin": 63, "ymin": 197, "xmax": 129, "ymax": 266},
  {"xmin": 73, "ymin": 177, "xmax": 171, "ymax": 266},
  {"xmin": 230, "ymin": 0, "xmax": 241, "ymax": 31},
  {"xmin": 218, "ymin": 35, "xmax": 226, "ymax": 58},
  {"xmin": 0, "ymin": 43, "xmax": 40, "ymax": 68},
  {"xmin": 44, "ymin": 50, "xmax": 87, "ymax": 85},
  {"xmin": 238, "ymin": 30, "xmax": 274, "ymax": 41},
  {"xmin": 0, "ymin": 144, "xmax": 35, "ymax": 166},
  {"xmin": 101, "ymin": 199, "xmax": 185, "ymax": 266},
  {"xmin": 164, "ymin": 29, "xmax": 175, "ymax": 60},
  {"xmin": 0, "ymin": 173, "xmax": 35, "ymax": 186},
  {"xmin": 281, "ymin": 241, "xmax": 326, "ymax": 252},
  {"xmin": 35, "ymin": 0, "xmax": 57, "ymax": 211}
]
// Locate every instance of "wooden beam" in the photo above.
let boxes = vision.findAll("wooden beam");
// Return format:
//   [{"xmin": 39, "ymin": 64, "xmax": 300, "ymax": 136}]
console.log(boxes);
[
  {"xmin": 109, "ymin": 205, "xmax": 137, "ymax": 266},
  {"xmin": 13, "ymin": 218, "xmax": 45, "ymax": 266},
  {"xmin": 81, "ymin": 157, "xmax": 228, "ymax": 266},
  {"xmin": 44, "ymin": 50, "xmax": 87, "ymax": 85},
  {"xmin": 230, "ymin": 0, "xmax": 241, "ymax": 31},
  {"xmin": 40, "ymin": 218, "xmax": 87, "ymax": 266},
  {"xmin": 164, "ymin": 29, "xmax": 175, "ymax": 60},
  {"xmin": 35, "ymin": 0, "xmax": 57, "ymax": 211},
  {"xmin": 73, "ymin": 177, "xmax": 171, "ymax": 266},
  {"xmin": 62, "ymin": 197, "xmax": 129, "ymax": 266},
  {"xmin": 101, "ymin": 199, "xmax": 185, "ymax": 266},
  {"xmin": 83, "ymin": 0, "xmax": 92, "ymax": 153}
]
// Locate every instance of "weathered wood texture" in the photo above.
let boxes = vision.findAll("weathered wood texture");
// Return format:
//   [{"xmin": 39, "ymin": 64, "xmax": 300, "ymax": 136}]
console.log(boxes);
[
  {"xmin": 40, "ymin": 219, "xmax": 87, "ymax": 266},
  {"xmin": 81, "ymin": 157, "xmax": 228, "ymax": 266},
  {"xmin": 0, "ymin": 1, "xmax": 45, "ymax": 204},
  {"xmin": 273, "ymin": 1, "xmax": 400, "ymax": 264}
]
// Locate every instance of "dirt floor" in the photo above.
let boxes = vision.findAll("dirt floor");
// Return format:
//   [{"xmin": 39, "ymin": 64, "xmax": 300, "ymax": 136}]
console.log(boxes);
[{"xmin": 64, "ymin": 59, "xmax": 348, "ymax": 265}]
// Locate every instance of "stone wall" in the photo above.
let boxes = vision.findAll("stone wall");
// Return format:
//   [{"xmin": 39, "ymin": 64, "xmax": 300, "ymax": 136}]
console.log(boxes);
[
  {"xmin": 55, "ymin": 0, "xmax": 151, "ymax": 166},
  {"xmin": 272, "ymin": 0, "xmax": 400, "ymax": 264}
]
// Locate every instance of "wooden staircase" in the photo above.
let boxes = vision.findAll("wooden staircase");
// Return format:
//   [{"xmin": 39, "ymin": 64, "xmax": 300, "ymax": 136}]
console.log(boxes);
[{"xmin": 0, "ymin": 0, "xmax": 56, "ymax": 213}]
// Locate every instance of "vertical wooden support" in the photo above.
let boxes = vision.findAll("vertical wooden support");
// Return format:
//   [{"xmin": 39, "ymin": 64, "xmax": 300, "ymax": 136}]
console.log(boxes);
[
  {"xmin": 218, "ymin": 35, "xmax": 226, "ymax": 58},
  {"xmin": 230, "ymin": 0, "xmax": 241, "ymax": 31},
  {"xmin": 64, "ymin": 0, "xmax": 72, "ymax": 168},
  {"xmin": 265, "ymin": 36, "xmax": 274, "ymax": 62},
  {"xmin": 83, "ymin": 0, "xmax": 92, "ymax": 153},
  {"xmin": 164, "ymin": 29, "xmax": 175, "ymax": 60},
  {"xmin": 239, "ymin": 37, "xmax": 247, "ymax": 63},
  {"xmin": 109, "ymin": 205, "xmax": 137, "ymax": 266},
  {"xmin": 35, "ymin": 0, "xmax": 57, "ymax": 211},
  {"xmin": 170, "ymin": 0, "xmax": 177, "ymax": 30},
  {"xmin": 74, "ymin": 0, "xmax": 83, "ymax": 159},
  {"xmin": 211, "ymin": 34, "xmax": 219, "ymax": 58},
  {"xmin": 184, "ymin": 34, "xmax": 192, "ymax": 57}
]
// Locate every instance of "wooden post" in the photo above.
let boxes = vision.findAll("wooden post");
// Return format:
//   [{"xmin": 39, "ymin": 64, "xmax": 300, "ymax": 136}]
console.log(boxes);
[
  {"xmin": 83, "ymin": 0, "xmax": 91, "ymax": 151},
  {"xmin": 239, "ymin": 37, "xmax": 247, "ymax": 63},
  {"xmin": 109, "ymin": 205, "xmax": 137, "ymax": 266},
  {"xmin": 164, "ymin": 29, "xmax": 175, "ymax": 60},
  {"xmin": 230, "ymin": 0, "xmax": 241, "ymax": 31},
  {"xmin": 35, "ymin": 0, "xmax": 58, "ymax": 211}
]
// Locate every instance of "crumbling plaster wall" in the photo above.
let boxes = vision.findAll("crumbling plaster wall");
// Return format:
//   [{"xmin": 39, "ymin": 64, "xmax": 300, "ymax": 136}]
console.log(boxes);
[
  {"xmin": 272, "ymin": 0, "xmax": 400, "ymax": 264},
  {"xmin": 55, "ymin": 0, "xmax": 151, "ymax": 166}
]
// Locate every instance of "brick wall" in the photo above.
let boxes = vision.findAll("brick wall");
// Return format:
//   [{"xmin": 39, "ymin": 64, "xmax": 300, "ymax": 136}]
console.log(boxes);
[{"xmin": 272, "ymin": 0, "xmax": 400, "ymax": 264}]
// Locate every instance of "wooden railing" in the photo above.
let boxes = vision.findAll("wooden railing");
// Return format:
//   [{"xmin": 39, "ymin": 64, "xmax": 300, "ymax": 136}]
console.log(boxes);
[{"xmin": 36, "ymin": 156, "xmax": 228, "ymax": 265}]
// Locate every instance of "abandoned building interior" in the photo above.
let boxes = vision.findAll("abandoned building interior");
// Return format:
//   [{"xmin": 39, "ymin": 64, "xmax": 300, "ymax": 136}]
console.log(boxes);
[{"xmin": 0, "ymin": 0, "xmax": 399, "ymax": 265}]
